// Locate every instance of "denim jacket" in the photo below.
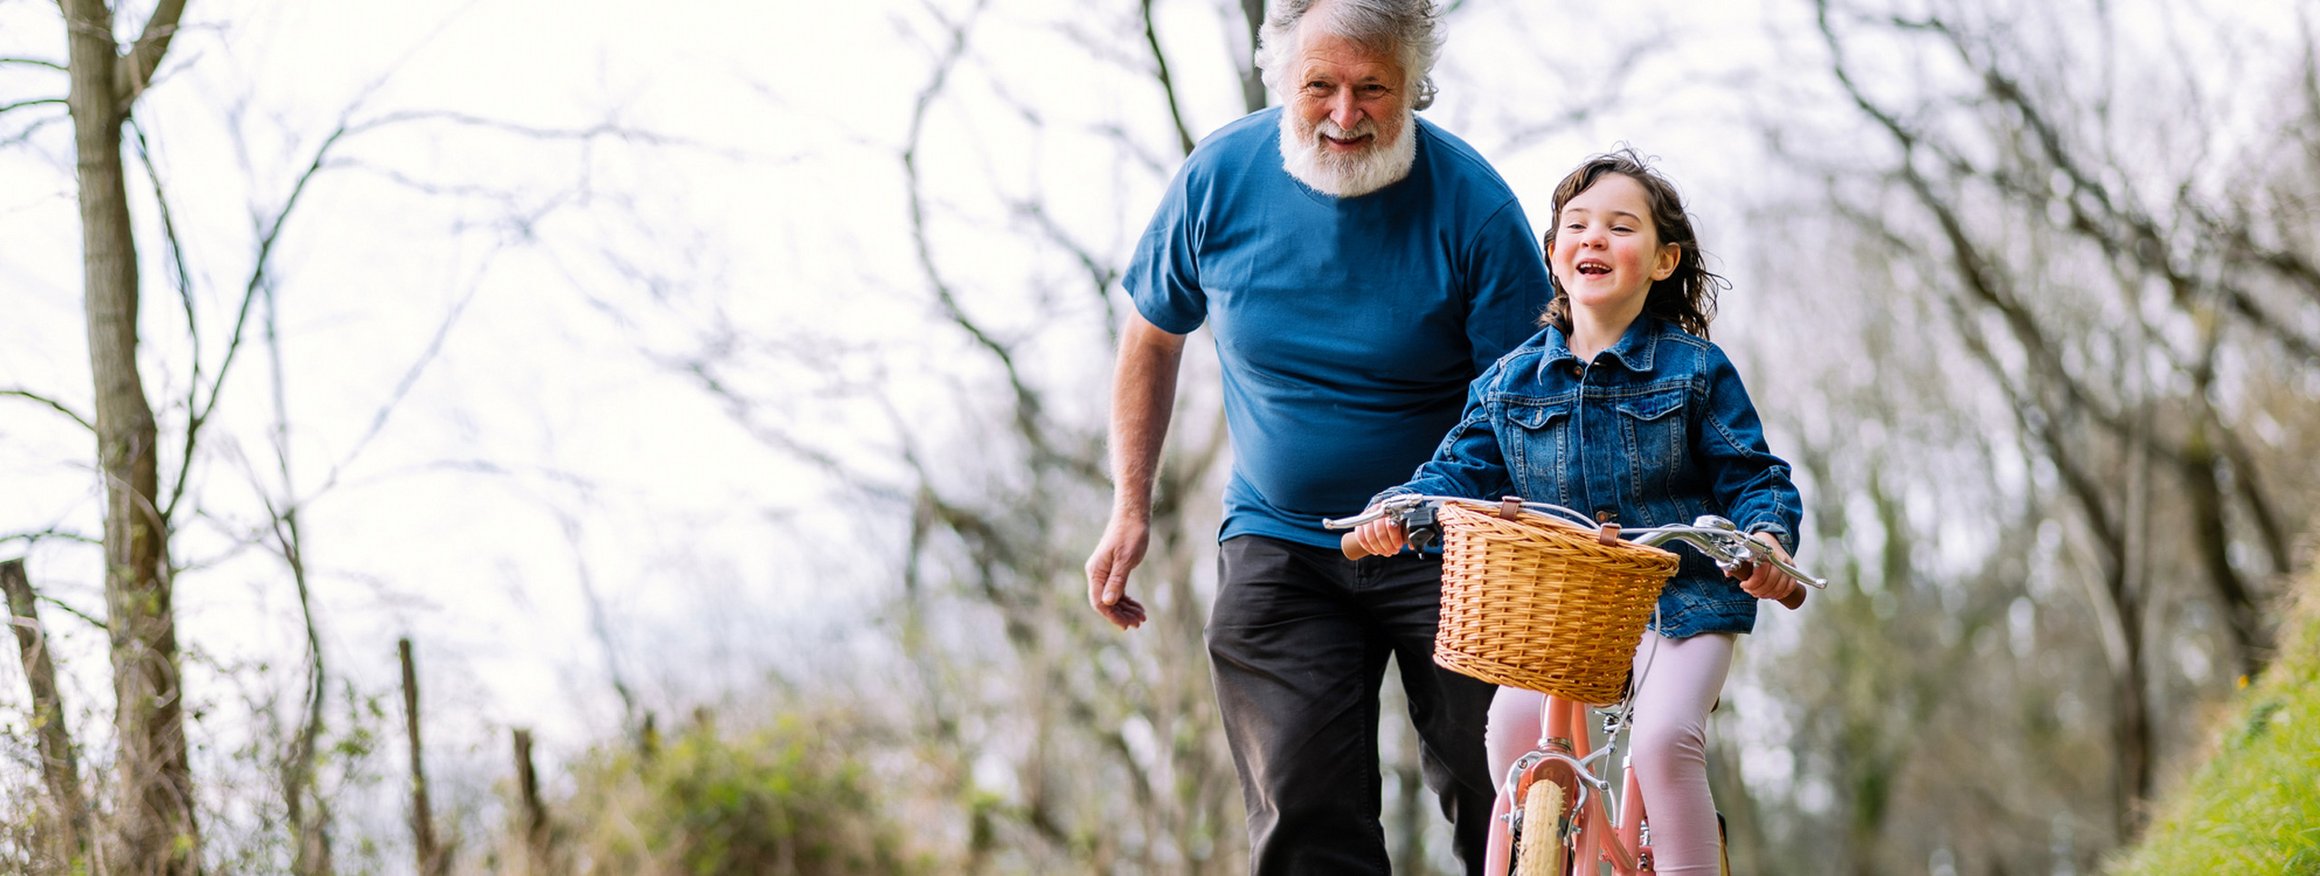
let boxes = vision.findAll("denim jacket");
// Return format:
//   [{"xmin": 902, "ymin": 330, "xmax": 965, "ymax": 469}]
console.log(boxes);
[{"xmin": 1374, "ymin": 317, "xmax": 1803, "ymax": 637}]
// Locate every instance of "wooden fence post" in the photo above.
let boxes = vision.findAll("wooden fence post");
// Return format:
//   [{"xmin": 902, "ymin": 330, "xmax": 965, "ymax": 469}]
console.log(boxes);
[
  {"xmin": 513, "ymin": 727, "xmax": 551, "ymax": 872},
  {"xmin": 2, "ymin": 558, "xmax": 92, "ymax": 868},
  {"xmin": 398, "ymin": 637, "xmax": 443, "ymax": 875}
]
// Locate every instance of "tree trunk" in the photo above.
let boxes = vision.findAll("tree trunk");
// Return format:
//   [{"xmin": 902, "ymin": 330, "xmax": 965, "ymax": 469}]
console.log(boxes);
[
  {"xmin": 61, "ymin": 1, "xmax": 200, "ymax": 871},
  {"xmin": 1238, "ymin": 0, "xmax": 1267, "ymax": 113},
  {"xmin": 3, "ymin": 559, "xmax": 94, "ymax": 869},
  {"xmin": 2111, "ymin": 573, "xmax": 2153, "ymax": 840}
]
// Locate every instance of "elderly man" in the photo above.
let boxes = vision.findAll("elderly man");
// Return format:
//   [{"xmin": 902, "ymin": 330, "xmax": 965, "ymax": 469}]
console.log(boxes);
[{"xmin": 1083, "ymin": 1, "xmax": 1552, "ymax": 871}]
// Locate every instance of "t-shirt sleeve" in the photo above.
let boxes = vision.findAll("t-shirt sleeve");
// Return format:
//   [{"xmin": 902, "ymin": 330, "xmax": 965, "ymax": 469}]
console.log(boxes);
[
  {"xmin": 1461, "ymin": 200, "xmax": 1554, "ymax": 373},
  {"xmin": 1123, "ymin": 166, "xmax": 1207, "ymax": 334}
]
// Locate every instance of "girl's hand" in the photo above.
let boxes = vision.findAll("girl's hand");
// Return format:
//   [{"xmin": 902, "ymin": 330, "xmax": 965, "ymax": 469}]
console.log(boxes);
[
  {"xmin": 1736, "ymin": 531, "xmax": 1799, "ymax": 603},
  {"xmin": 1351, "ymin": 514, "xmax": 1408, "ymax": 559}
]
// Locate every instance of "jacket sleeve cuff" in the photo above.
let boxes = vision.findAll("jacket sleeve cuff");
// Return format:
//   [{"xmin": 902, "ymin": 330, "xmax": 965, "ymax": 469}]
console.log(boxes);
[
  {"xmin": 1369, "ymin": 485, "xmax": 1420, "ymax": 509},
  {"xmin": 1742, "ymin": 520, "xmax": 1795, "ymax": 553}
]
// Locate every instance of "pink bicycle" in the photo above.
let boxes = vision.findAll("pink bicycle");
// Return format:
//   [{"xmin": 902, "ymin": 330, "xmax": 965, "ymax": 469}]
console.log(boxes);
[{"xmin": 1328, "ymin": 495, "xmax": 1824, "ymax": 874}]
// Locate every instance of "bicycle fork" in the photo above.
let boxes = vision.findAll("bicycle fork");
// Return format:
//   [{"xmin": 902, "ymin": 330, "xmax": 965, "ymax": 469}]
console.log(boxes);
[{"xmin": 1505, "ymin": 697, "xmax": 1658, "ymax": 873}]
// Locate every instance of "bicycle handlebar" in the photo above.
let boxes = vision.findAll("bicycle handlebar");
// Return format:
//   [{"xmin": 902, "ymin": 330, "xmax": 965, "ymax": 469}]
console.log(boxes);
[{"xmin": 1325, "ymin": 496, "xmax": 1823, "ymax": 610}]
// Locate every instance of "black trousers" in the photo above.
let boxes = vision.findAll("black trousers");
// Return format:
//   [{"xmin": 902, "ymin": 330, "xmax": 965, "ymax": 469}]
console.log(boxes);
[{"xmin": 1207, "ymin": 535, "xmax": 1498, "ymax": 875}]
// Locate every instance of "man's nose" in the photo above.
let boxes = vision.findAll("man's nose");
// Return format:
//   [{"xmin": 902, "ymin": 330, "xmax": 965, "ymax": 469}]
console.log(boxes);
[{"xmin": 1329, "ymin": 90, "xmax": 1363, "ymax": 130}]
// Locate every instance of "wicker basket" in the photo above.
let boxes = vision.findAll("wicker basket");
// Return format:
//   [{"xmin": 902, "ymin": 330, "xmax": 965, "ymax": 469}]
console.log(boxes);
[{"xmin": 1432, "ymin": 502, "xmax": 1679, "ymax": 704}]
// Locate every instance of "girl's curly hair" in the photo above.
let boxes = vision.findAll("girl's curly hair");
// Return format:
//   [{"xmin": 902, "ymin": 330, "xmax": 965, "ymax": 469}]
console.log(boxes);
[{"xmin": 1538, "ymin": 148, "xmax": 1729, "ymax": 339}]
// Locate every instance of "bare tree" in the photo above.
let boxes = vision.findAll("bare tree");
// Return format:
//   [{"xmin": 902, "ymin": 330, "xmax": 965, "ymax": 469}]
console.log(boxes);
[
  {"xmin": 1727, "ymin": 0, "xmax": 2320, "ymax": 866},
  {"xmin": 57, "ymin": 1, "xmax": 203, "ymax": 869},
  {"xmin": 641, "ymin": 1, "xmax": 1249, "ymax": 868},
  {"xmin": 887, "ymin": 3, "xmax": 1246, "ymax": 867}
]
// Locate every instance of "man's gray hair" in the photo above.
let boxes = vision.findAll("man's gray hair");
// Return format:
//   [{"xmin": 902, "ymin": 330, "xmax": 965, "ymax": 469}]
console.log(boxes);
[{"xmin": 1253, "ymin": 0, "xmax": 1444, "ymax": 111}]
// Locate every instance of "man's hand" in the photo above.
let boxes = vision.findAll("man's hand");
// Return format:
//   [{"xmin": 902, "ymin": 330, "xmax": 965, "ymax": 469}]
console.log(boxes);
[
  {"xmin": 1735, "ymin": 531, "xmax": 1799, "ymax": 604},
  {"xmin": 1086, "ymin": 514, "xmax": 1152, "ymax": 630}
]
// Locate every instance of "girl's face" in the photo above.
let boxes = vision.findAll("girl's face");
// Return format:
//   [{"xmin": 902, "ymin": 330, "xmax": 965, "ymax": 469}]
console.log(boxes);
[{"xmin": 1549, "ymin": 173, "xmax": 1680, "ymax": 322}]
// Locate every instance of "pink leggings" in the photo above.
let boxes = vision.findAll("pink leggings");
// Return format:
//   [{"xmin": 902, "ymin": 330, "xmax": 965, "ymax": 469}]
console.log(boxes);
[{"xmin": 1485, "ymin": 630, "xmax": 1735, "ymax": 875}]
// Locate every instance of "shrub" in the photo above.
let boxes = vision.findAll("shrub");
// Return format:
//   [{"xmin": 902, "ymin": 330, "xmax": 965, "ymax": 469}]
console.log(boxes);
[{"xmin": 558, "ymin": 712, "xmax": 930, "ymax": 876}]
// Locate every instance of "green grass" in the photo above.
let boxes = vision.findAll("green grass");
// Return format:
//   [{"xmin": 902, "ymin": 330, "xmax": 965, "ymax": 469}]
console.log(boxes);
[{"xmin": 2106, "ymin": 576, "xmax": 2320, "ymax": 874}]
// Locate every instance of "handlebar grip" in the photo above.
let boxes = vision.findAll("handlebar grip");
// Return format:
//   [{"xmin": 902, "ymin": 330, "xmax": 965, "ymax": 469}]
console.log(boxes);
[
  {"xmin": 1342, "ymin": 531, "xmax": 1377, "ymax": 561},
  {"xmin": 1778, "ymin": 587, "xmax": 1806, "ymax": 610}
]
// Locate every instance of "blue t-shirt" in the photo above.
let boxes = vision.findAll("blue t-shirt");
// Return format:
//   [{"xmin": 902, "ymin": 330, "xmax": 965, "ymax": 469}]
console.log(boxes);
[{"xmin": 1125, "ymin": 107, "xmax": 1552, "ymax": 548}]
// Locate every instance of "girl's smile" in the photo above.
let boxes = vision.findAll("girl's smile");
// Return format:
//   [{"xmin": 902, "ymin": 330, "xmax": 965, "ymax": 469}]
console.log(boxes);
[{"xmin": 1550, "ymin": 173, "xmax": 1681, "ymax": 325}]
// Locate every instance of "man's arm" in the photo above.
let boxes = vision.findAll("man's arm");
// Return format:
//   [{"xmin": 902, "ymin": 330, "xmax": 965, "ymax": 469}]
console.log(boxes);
[{"xmin": 1085, "ymin": 311, "xmax": 1188, "ymax": 630}]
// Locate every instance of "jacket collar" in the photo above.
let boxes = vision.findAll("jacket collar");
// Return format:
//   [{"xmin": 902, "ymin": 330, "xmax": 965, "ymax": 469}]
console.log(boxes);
[{"xmin": 1542, "ymin": 317, "xmax": 1665, "ymax": 374}]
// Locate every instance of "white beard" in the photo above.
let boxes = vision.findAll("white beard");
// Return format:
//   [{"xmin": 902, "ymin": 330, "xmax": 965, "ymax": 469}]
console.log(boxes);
[{"xmin": 1278, "ymin": 110, "xmax": 1418, "ymax": 198}]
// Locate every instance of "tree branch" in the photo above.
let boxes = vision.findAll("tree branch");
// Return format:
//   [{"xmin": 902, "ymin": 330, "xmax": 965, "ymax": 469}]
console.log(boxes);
[
  {"xmin": 1493, "ymin": 34, "xmax": 1666, "ymax": 156},
  {"xmin": 114, "ymin": 0, "xmax": 188, "ymax": 106},
  {"xmin": 2, "ymin": 110, "xmax": 72, "ymax": 149},
  {"xmin": 901, "ymin": 0, "xmax": 1078, "ymax": 480},
  {"xmin": 556, "ymin": 510, "xmax": 640, "ymax": 739},
  {"xmin": 2, "ymin": 388, "xmax": 94, "ymax": 431},
  {"xmin": 1816, "ymin": 5, "xmax": 2145, "ymax": 440},
  {"xmin": 1921, "ymin": 14, "xmax": 2320, "ymax": 350},
  {"xmin": 0, "ymin": 543, "xmax": 109, "ymax": 633},
  {"xmin": 39, "ymin": 592, "xmax": 108, "ymax": 634},
  {"xmin": 664, "ymin": 351, "xmax": 911, "ymax": 505},
  {"xmin": 127, "ymin": 118, "xmax": 212, "ymax": 527},
  {"xmin": 2, "ymin": 528, "xmax": 103, "ymax": 549},
  {"xmin": 0, "ymin": 96, "xmax": 68, "ymax": 116},
  {"xmin": 166, "ymin": 110, "xmax": 354, "ymax": 524},
  {"xmin": 308, "ymin": 264, "xmax": 486, "ymax": 499},
  {"xmin": 168, "ymin": 100, "xmax": 722, "ymax": 526},
  {"xmin": 1009, "ymin": 197, "xmax": 1122, "ymax": 342},
  {"xmin": 1140, "ymin": 0, "xmax": 1197, "ymax": 157},
  {"xmin": 342, "ymin": 108, "xmax": 731, "ymax": 155}
]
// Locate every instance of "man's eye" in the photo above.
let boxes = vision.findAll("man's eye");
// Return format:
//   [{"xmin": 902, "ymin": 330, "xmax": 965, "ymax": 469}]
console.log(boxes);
[{"xmin": 1360, "ymin": 84, "xmax": 1388, "ymax": 96}]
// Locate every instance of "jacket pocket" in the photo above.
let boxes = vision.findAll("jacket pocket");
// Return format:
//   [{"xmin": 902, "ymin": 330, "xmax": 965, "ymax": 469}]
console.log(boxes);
[
  {"xmin": 1613, "ymin": 390, "xmax": 1687, "ymax": 503},
  {"xmin": 1503, "ymin": 400, "xmax": 1572, "ymax": 504}
]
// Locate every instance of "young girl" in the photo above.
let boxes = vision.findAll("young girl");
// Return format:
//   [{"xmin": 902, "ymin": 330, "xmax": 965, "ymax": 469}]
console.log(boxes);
[{"xmin": 1349, "ymin": 149, "xmax": 1803, "ymax": 875}]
